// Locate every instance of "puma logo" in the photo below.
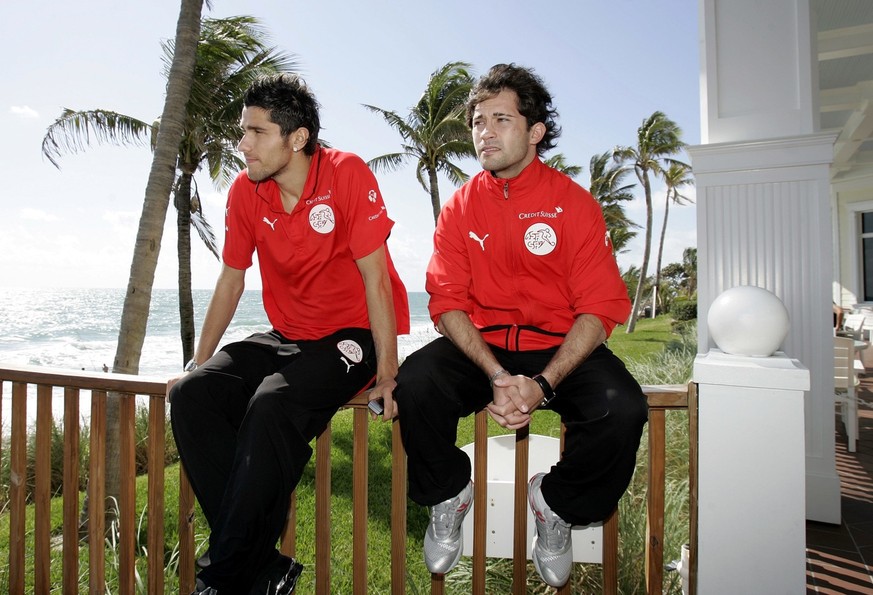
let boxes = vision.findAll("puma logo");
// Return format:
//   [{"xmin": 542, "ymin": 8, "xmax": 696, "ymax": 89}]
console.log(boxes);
[
  {"xmin": 263, "ymin": 217, "xmax": 278, "ymax": 231},
  {"xmin": 469, "ymin": 231, "xmax": 489, "ymax": 251},
  {"xmin": 337, "ymin": 340, "xmax": 362, "ymax": 374}
]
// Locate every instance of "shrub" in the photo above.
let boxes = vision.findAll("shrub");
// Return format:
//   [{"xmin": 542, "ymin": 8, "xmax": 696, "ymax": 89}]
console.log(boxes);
[{"xmin": 671, "ymin": 300, "xmax": 697, "ymax": 322}]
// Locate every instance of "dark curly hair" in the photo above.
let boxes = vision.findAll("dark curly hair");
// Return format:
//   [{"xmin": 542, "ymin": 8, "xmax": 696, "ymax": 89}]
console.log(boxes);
[
  {"xmin": 243, "ymin": 73, "xmax": 321, "ymax": 155},
  {"xmin": 466, "ymin": 63, "xmax": 560, "ymax": 156}
]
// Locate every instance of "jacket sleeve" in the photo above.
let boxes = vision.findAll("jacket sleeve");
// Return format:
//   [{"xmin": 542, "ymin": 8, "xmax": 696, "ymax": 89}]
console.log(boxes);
[
  {"xmin": 567, "ymin": 195, "xmax": 631, "ymax": 337},
  {"xmin": 425, "ymin": 192, "xmax": 473, "ymax": 326}
]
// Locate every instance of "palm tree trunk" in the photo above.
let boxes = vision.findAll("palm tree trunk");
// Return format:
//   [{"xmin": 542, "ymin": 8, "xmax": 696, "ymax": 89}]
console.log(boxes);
[
  {"xmin": 79, "ymin": 0, "xmax": 204, "ymax": 537},
  {"xmin": 428, "ymin": 167, "xmax": 441, "ymax": 225},
  {"xmin": 652, "ymin": 189, "xmax": 673, "ymax": 318},
  {"xmin": 176, "ymin": 173, "xmax": 195, "ymax": 365},
  {"xmin": 626, "ymin": 170, "xmax": 653, "ymax": 333}
]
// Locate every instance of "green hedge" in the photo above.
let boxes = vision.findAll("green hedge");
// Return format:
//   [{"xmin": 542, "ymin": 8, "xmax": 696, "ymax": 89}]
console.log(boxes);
[{"xmin": 670, "ymin": 300, "xmax": 697, "ymax": 321}]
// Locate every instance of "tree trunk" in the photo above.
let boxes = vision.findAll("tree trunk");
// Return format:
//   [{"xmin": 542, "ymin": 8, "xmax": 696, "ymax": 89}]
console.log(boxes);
[
  {"xmin": 652, "ymin": 189, "xmax": 672, "ymax": 318},
  {"xmin": 428, "ymin": 166, "xmax": 441, "ymax": 225},
  {"xmin": 79, "ymin": 0, "xmax": 204, "ymax": 537},
  {"xmin": 176, "ymin": 173, "xmax": 195, "ymax": 366},
  {"xmin": 626, "ymin": 169, "xmax": 653, "ymax": 333}
]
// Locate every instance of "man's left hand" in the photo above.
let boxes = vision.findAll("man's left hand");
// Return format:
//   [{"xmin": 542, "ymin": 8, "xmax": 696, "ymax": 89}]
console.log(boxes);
[
  {"xmin": 486, "ymin": 374, "xmax": 538, "ymax": 429},
  {"xmin": 368, "ymin": 378, "xmax": 398, "ymax": 421}
]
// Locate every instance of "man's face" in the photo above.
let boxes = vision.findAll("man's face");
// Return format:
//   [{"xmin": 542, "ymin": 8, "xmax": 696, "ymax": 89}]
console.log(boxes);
[
  {"xmin": 471, "ymin": 89, "xmax": 540, "ymax": 179},
  {"xmin": 237, "ymin": 106, "xmax": 294, "ymax": 182}
]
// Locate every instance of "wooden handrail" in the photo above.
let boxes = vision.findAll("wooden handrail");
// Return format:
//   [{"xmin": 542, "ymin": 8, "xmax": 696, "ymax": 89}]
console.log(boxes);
[{"xmin": 0, "ymin": 363, "xmax": 695, "ymax": 594}]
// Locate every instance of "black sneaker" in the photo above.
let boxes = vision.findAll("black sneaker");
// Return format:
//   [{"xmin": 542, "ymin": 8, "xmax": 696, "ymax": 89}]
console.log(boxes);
[
  {"xmin": 196, "ymin": 551, "xmax": 211, "ymax": 569},
  {"xmin": 190, "ymin": 578, "xmax": 219, "ymax": 595},
  {"xmin": 249, "ymin": 554, "xmax": 304, "ymax": 595},
  {"xmin": 274, "ymin": 556, "xmax": 304, "ymax": 595}
]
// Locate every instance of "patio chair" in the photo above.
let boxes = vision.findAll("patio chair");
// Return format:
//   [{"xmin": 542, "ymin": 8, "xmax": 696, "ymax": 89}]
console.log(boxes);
[
  {"xmin": 842, "ymin": 313, "xmax": 866, "ymax": 341},
  {"xmin": 834, "ymin": 335, "xmax": 860, "ymax": 452}
]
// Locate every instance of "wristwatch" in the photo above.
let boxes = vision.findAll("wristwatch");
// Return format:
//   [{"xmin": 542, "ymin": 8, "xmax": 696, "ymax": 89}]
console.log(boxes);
[
  {"xmin": 184, "ymin": 358, "xmax": 199, "ymax": 372},
  {"xmin": 532, "ymin": 374, "xmax": 555, "ymax": 407}
]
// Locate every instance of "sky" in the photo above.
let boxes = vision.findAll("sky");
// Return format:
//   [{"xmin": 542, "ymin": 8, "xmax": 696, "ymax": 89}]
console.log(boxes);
[{"xmin": 0, "ymin": 0, "xmax": 700, "ymax": 292}]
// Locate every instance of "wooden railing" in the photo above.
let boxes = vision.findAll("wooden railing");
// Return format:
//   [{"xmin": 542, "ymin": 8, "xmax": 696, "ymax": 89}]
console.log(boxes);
[
  {"xmin": 0, "ymin": 364, "xmax": 697, "ymax": 594},
  {"xmin": 0, "ymin": 364, "xmax": 169, "ymax": 595}
]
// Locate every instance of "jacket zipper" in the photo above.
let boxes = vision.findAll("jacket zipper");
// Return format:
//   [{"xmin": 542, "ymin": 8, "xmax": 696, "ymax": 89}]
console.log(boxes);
[{"xmin": 503, "ymin": 179, "xmax": 521, "ymax": 308}]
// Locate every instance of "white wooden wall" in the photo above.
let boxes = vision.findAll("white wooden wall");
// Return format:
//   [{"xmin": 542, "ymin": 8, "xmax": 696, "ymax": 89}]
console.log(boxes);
[{"xmin": 694, "ymin": 0, "xmax": 841, "ymax": 523}]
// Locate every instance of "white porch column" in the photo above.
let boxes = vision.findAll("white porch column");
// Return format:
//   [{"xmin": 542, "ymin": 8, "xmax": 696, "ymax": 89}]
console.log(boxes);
[
  {"xmin": 694, "ymin": 0, "xmax": 840, "ymax": 522},
  {"xmin": 694, "ymin": 350, "xmax": 809, "ymax": 595}
]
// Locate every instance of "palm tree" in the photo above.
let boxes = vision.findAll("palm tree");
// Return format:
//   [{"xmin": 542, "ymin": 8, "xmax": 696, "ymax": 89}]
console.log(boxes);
[
  {"xmin": 588, "ymin": 151, "xmax": 639, "ymax": 255},
  {"xmin": 661, "ymin": 247, "xmax": 697, "ymax": 302},
  {"xmin": 651, "ymin": 161, "xmax": 694, "ymax": 317},
  {"xmin": 364, "ymin": 61, "xmax": 476, "ymax": 224},
  {"xmin": 42, "ymin": 16, "xmax": 296, "ymax": 364},
  {"xmin": 613, "ymin": 111, "xmax": 684, "ymax": 332},
  {"xmin": 163, "ymin": 16, "xmax": 296, "ymax": 364},
  {"xmin": 545, "ymin": 151, "xmax": 639, "ymax": 254},
  {"xmin": 681, "ymin": 246, "xmax": 697, "ymax": 298},
  {"xmin": 545, "ymin": 153, "xmax": 583, "ymax": 178},
  {"xmin": 115, "ymin": 0, "xmax": 204, "ymax": 537},
  {"xmin": 621, "ymin": 264, "xmax": 648, "ymax": 307},
  {"xmin": 609, "ymin": 227, "xmax": 638, "ymax": 256},
  {"xmin": 40, "ymin": 8, "xmax": 297, "ymax": 534}
]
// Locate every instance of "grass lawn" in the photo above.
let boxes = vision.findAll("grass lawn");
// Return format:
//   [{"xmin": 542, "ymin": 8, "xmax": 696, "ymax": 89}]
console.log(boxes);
[{"xmin": 607, "ymin": 316, "xmax": 682, "ymax": 362}]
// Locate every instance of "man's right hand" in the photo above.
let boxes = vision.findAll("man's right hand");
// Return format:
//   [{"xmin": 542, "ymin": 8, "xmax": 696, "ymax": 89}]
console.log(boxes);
[{"xmin": 487, "ymin": 375, "xmax": 534, "ymax": 429}]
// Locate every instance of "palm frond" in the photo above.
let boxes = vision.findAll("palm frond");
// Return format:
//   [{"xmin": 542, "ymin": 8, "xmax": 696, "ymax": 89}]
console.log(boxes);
[
  {"xmin": 367, "ymin": 152, "xmax": 410, "ymax": 174},
  {"xmin": 41, "ymin": 109, "xmax": 152, "ymax": 168},
  {"xmin": 207, "ymin": 148, "xmax": 245, "ymax": 189},
  {"xmin": 190, "ymin": 209, "xmax": 220, "ymax": 260},
  {"xmin": 662, "ymin": 161, "xmax": 695, "ymax": 207},
  {"xmin": 435, "ymin": 139, "xmax": 475, "ymax": 161},
  {"xmin": 437, "ymin": 161, "xmax": 471, "ymax": 187},
  {"xmin": 362, "ymin": 104, "xmax": 417, "ymax": 140},
  {"xmin": 544, "ymin": 153, "xmax": 583, "ymax": 178},
  {"xmin": 414, "ymin": 162, "xmax": 431, "ymax": 194}
]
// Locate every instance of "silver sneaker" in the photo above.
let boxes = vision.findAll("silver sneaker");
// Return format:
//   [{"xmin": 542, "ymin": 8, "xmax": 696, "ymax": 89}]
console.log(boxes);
[
  {"xmin": 529, "ymin": 472, "xmax": 572, "ymax": 587},
  {"xmin": 423, "ymin": 480, "xmax": 473, "ymax": 574}
]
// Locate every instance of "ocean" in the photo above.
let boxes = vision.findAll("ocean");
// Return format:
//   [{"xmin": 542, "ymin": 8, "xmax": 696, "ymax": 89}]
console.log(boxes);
[
  {"xmin": 0, "ymin": 288, "xmax": 438, "ymax": 425},
  {"xmin": 0, "ymin": 288, "xmax": 436, "ymax": 375}
]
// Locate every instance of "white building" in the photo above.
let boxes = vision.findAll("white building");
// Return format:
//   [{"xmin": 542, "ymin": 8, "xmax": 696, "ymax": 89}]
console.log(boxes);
[{"xmin": 692, "ymin": 0, "xmax": 873, "ymax": 524}]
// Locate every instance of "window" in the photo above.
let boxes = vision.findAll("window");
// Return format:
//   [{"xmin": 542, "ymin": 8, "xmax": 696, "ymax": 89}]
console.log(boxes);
[{"xmin": 863, "ymin": 212, "xmax": 873, "ymax": 301}]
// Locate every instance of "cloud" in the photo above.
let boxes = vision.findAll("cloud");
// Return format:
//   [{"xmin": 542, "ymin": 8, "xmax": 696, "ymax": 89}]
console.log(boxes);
[
  {"xmin": 20, "ymin": 208, "xmax": 58, "ymax": 222},
  {"xmin": 102, "ymin": 209, "xmax": 139, "ymax": 226},
  {"xmin": 10, "ymin": 105, "xmax": 39, "ymax": 119}
]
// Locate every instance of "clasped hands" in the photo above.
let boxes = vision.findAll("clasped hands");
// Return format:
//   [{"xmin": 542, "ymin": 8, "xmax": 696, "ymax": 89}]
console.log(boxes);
[{"xmin": 487, "ymin": 373, "xmax": 544, "ymax": 430}]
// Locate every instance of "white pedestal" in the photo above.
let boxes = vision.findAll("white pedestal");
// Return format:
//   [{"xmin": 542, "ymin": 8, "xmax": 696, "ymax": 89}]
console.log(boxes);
[
  {"xmin": 459, "ymin": 434, "xmax": 602, "ymax": 562},
  {"xmin": 693, "ymin": 350, "xmax": 810, "ymax": 595}
]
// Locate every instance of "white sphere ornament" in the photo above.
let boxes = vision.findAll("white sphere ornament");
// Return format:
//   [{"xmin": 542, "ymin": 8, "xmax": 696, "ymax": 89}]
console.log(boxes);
[{"xmin": 707, "ymin": 286, "xmax": 790, "ymax": 357}]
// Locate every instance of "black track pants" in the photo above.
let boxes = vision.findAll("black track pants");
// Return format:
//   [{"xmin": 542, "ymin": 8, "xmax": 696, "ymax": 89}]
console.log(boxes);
[
  {"xmin": 395, "ymin": 337, "xmax": 648, "ymax": 526},
  {"xmin": 170, "ymin": 328, "xmax": 376, "ymax": 592}
]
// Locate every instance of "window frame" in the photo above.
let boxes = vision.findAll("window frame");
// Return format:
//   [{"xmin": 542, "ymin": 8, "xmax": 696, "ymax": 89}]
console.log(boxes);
[{"xmin": 846, "ymin": 200, "xmax": 873, "ymax": 305}]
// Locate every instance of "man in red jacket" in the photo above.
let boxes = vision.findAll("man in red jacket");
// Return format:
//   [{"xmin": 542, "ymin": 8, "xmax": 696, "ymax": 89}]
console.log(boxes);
[
  {"xmin": 169, "ymin": 73, "xmax": 409, "ymax": 595},
  {"xmin": 392, "ymin": 63, "xmax": 647, "ymax": 588}
]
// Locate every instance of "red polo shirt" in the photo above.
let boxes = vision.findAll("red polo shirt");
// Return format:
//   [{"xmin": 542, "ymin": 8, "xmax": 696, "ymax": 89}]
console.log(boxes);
[
  {"xmin": 223, "ymin": 146, "xmax": 410, "ymax": 340},
  {"xmin": 427, "ymin": 157, "xmax": 630, "ymax": 350}
]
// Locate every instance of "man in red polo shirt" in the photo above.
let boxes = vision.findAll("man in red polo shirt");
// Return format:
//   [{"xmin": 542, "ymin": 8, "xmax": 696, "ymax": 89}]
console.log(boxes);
[
  {"xmin": 169, "ymin": 73, "xmax": 409, "ymax": 595},
  {"xmin": 394, "ymin": 64, "xmax": 647, "ymax": 588}
]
